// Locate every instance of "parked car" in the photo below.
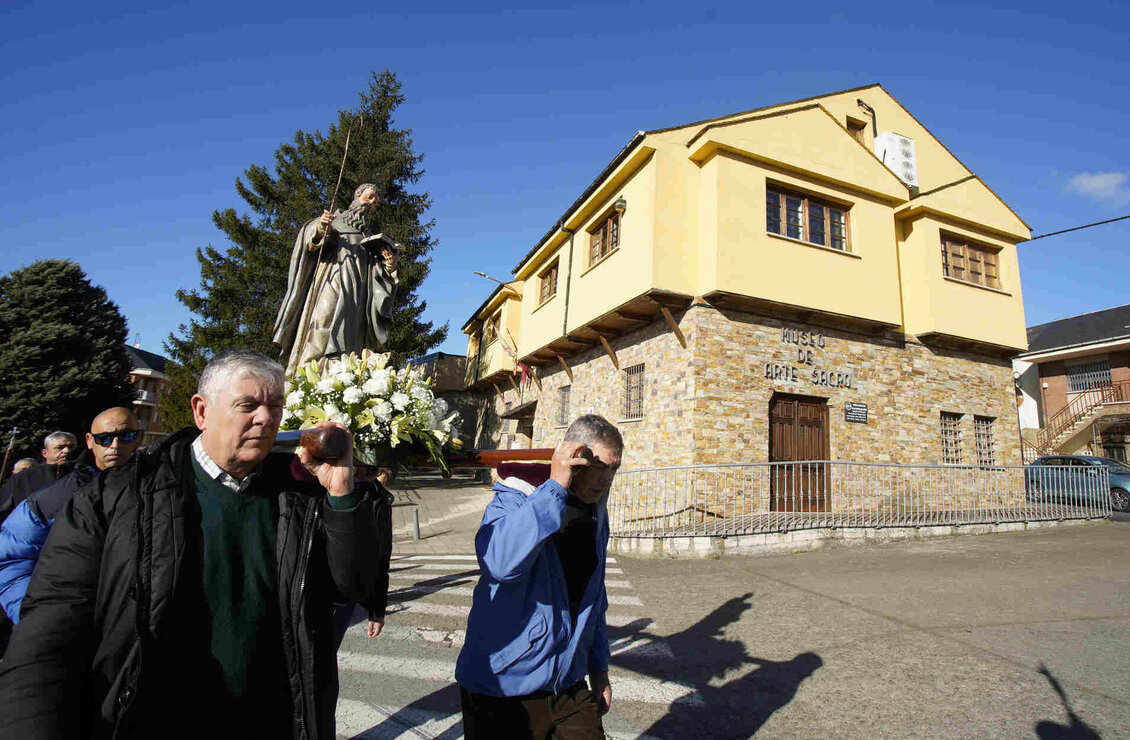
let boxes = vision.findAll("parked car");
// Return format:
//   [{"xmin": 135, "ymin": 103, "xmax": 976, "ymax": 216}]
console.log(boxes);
[{"xmin": 1026, "ymin": 455, "xmax": 1130, "ymax": 512}]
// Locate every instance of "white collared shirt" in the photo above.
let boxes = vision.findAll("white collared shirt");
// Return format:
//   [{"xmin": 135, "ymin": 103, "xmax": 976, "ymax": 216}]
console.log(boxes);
[{"xmin": 191, "ymin": 436, "xmax": 258, "ymax": 493}]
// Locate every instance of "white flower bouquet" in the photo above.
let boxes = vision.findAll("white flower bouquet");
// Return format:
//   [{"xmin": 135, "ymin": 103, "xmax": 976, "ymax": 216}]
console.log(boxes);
[{"xmin": 281, "ymin": 349, "xmax": 462, "ymax": 473}]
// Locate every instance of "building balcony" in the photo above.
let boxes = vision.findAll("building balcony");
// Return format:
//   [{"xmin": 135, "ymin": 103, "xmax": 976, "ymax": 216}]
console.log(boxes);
[{"xmin": 134, "ymin": 389, "xmax": 157, "ymax": 406}]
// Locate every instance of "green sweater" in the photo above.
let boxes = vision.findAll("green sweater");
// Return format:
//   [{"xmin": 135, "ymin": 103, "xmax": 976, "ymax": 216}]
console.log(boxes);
[
  {"xmin": 191, "ymin": 456, "xmax": 288, "ymax": 716},
  {"xmin": 190, "ymin": 457, "xmax": 363, "ymax": 730}
]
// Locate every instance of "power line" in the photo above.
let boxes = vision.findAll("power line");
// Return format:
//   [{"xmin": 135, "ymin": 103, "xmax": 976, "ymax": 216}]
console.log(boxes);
[{"xmin": 1023, "ymin": 214, "xmax": 1130, "ymax": 242}]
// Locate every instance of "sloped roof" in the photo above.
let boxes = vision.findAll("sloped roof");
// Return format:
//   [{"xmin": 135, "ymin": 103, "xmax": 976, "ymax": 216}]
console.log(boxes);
[
  {"xmin": 126, "ymin": 345, "xmax": 169, "ymax": 373},
  {"xmin": 1026, "ymin": 304, "xmax": 1130, "ymax": 354}
]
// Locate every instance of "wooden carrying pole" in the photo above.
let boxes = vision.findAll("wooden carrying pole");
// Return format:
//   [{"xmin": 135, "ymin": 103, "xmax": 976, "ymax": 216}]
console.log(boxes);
[{"xmin": 273, "ymin": 428, "xmax": 553, "ymax": 470}]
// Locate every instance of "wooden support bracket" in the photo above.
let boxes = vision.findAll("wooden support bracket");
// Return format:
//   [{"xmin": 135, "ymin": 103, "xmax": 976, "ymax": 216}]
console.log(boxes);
[
  {"xmin": 508, "ymin": 373, "xmax": 520, "ymax": 394},
  {"xmin": 615, "ymin": 310, "xmax": 652, "ymax": 323},
  {"xmin": 530, "ymin": 369, "xmax": 542, "ymax": 391},
  {"xmin": 598, "ymin": 336, "xmax": 620, "ymax": 370},
  {"xmin": 556, "ymin": 354, "xmax": 573, "ymax": 382},
  {"xmin": 660, "ymin": 306, "xmax": 687, "ymax": 349}
]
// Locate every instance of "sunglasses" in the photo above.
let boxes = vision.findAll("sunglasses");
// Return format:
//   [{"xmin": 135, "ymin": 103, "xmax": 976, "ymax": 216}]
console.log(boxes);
[{"xmin": 91, "ymin": 429, "xmax": 140, "ymax": 447}]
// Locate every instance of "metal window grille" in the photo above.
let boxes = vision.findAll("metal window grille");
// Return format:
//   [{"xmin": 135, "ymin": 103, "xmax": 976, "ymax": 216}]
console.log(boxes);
[
  {"xmin": 623, "ymin": 364, "xmax": 645, "ymax": 420},
  {"xmin": 974, "ymin": 415, "xmax": 996, "ymax": 466},
  {"xmin": 1066, "ymin": 360, "xmax": 1111, "ymax": 392},
  {"xmin": 556, "ymin": 385, "xmax": 571, "ymax": 427},
  {"xmin": 940, "ymin": 412, "xmax": 962, "ymax": 464}
]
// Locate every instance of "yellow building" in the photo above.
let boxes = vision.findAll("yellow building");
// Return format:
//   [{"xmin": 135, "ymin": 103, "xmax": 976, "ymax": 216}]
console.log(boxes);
[{"xmin": 463, "ymin": 84, "xmax": 1029, "ymax": 471}]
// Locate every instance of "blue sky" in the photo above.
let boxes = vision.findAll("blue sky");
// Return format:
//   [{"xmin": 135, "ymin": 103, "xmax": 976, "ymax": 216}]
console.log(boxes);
[{"xmin": 1, "ymin": 0, "xmax": 1127, "ymax": 359}]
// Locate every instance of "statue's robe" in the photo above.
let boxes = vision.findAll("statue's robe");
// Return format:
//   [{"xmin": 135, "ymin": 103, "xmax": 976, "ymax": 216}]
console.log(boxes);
[{"xmin": 272, "ymin": 213, "xmax": 398, "ymax": 374}]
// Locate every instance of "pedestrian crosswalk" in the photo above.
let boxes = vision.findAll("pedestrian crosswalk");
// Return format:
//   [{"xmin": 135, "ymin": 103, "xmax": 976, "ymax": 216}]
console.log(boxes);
[{"xmin": 334, "ymin": 553, "xmax": 685, "ymax": 739}]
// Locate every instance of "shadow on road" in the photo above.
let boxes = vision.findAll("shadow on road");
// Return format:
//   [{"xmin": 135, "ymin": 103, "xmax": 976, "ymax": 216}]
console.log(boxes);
[
  {"xmin": 1035, "ymin": 662, "xmax": 1101, "ymax": 739},
  {"xmin": 612, "ymin": 592, "xmax": 822, "ymax": 739}
]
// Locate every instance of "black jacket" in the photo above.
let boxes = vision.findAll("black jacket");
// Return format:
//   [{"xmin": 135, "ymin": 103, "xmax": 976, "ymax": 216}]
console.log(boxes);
[
  {"xmin": 0, "ymin": 459, "xmax": 70, "ymax": 525},
  {"xmin": 0, "ymin": 428, "xmax": 386, "ymax": 740}
]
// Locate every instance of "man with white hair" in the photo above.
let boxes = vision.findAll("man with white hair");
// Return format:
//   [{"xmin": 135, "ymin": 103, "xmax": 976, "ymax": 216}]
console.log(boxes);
[
  {"xmin": 10, "ymin": 459, "xmax": 36, "ymax": 476},
  {"xmin": 41, "ymin": 431, "xmax": 77, "ymax": 466},
  {"xmin": 0, "ymin": 349, "xmax": 389, "ymax": 740},
  {"xmin": 273, "ymin": 182, "xmax": 399, "ymax": 374}
]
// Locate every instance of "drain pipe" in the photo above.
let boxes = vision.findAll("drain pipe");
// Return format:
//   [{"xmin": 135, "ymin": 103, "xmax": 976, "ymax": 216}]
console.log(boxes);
[
  {"xmin": 856, "ymin": 99, "xmax": 877, "ymax": 137},
  {"xmin": 560, "ymin": 220, "xmax": 575, "ymax": 338}
]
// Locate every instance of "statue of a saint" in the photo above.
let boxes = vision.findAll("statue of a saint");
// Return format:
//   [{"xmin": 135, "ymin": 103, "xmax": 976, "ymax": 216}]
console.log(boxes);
[{"xmin": 273, "ymin": 183, "xmax": 399, "ymax": 374}]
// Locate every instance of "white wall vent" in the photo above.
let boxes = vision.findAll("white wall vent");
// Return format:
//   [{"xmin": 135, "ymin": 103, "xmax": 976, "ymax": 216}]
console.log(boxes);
[{"xmin": 874, "ymin": 132, "xmax": 918, "ymax": 188}]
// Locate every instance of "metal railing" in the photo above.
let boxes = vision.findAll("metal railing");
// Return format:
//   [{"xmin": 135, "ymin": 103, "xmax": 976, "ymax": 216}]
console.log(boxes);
[
  {"xmin": 1036, "ymin": 380, "xmax": 1130, "ymax": 452},
  {"xmin": 607, "ymin": 461, "xmax": 1111, "ymax": 538}
]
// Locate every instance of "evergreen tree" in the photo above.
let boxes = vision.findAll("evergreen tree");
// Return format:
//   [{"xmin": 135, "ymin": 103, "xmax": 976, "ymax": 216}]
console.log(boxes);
[
  {"xmin": 162, "ymin": 71, "xmax": 446, "ymax": 428},
  {"xmin": 0, "ymin": 260, "xmax": 135, "ymax": 460}
]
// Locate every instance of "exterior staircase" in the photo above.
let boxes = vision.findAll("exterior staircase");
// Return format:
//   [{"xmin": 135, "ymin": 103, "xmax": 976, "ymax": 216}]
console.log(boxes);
[{"xmin": 1028, "ymin": 381, "xmax": 1130, "ymax": 461}]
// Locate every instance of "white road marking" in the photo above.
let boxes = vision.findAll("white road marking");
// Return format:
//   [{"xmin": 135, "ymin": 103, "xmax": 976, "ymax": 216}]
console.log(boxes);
[
  {"xmin": 353, "ymin": 622, "xmax": 466, "ymax": 645},
  {"xmin": 390, "ymin": 585, "xmax": 475, "ymax": 599},
  {"xmin": 391, "ymin": 588, "xmax": 640, "ymax": 603},
  {"xmin": 392, "ymin": 555, "xmax": 479, "ymax": 562},
  {"xmin": 384, "ymin": 602, "xmax": 646, "ymax": 628},
  {"xmin": 610, "ymin": 636, "xmax": 678, "ymax": 662},
  {"xmin": 337, "ymin": 652, "xmax": 702, "ymax": 707},
  {"xmin": 336, "ymin": 698, "xmax": 461, "ymax": 739},
  {"xmin": 388, "ymin": 573, "xmax": 631, "ymax": 589},
  {"xmin": 391, "ymin": 564, "xmax": 479, "ymax": 571},
  {"xmin": 608, "ymin": 594, "xmax": 643, "ymax": 606},
  {"xmin": 606, "ymin": 568, "xmax": 624, "ymax": 574}
]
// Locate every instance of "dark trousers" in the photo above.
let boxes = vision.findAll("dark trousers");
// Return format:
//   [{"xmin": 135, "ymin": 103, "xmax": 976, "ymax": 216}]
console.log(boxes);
[{"xmin": 460, "ymin": 680, "xmax": 604, "ymax": 740}]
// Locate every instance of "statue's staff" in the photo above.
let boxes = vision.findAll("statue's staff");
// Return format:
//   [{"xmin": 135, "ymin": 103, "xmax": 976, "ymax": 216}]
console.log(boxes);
[
  {"xmin": 293, "ymin": 114, "xmax": 366, "ymax": 370},
  {"xmin": 1, "ymin": 427, "xmax": 18, "ymax": 483},
  {"xmin": 327, "ymin": 114, "xmax": 364, "ymax": 216}
]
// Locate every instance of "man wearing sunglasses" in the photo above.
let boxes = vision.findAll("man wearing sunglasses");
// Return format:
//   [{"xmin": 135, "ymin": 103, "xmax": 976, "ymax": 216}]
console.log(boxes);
[{"xmin": 0, "ymin": 408, "xmax": 141, "ymax": 630}]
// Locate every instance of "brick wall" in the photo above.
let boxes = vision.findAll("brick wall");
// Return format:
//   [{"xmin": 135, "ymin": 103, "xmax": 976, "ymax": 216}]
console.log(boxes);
[{"xmin": 476, "ymin": 304, "xmax": 1022, "ymax": 470}]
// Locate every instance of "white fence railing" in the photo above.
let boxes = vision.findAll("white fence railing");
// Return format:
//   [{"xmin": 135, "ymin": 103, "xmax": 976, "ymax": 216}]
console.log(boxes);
[{"xmin": 607, "ymin": 462, "xmax": 1111, "ymax": 538}]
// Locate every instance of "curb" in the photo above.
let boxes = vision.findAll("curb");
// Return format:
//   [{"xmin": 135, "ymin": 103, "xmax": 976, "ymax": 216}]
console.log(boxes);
[{"xmin": 608, "ymin": 517, "xmax": 1110, "ymax": 559}]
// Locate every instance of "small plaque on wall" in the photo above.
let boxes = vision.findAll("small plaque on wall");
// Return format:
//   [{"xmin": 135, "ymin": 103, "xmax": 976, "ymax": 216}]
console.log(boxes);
[{"xmin": 845, "ymin": 402, "xmax": 868, "ymax": 424}]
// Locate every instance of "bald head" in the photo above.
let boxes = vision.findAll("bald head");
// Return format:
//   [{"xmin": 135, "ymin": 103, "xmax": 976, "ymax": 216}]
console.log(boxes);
[{"xmin": 86, "ymin": 407, "xmax": 142, "ymax": 470}]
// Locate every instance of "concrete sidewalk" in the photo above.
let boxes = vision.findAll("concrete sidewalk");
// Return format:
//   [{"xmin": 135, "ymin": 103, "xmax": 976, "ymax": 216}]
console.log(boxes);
[{"xmin": 387, "ymin": 472, "xmax": 494, "ymax": 555}]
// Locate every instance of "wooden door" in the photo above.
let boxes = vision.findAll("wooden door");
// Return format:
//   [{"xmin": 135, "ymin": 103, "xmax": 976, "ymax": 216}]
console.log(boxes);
[{"xmin": 769, "ymin": 394, "xmax": 830, "ymax": 511}]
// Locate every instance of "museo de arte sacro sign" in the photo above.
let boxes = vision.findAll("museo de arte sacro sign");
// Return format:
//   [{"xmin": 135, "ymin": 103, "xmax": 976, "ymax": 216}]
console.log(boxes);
[{"xmin": 763, "ymin": 326, "xmax": 855, "ymax": 389}]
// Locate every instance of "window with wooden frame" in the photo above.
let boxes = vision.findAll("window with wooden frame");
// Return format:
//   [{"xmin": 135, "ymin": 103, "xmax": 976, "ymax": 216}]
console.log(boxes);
[
  {"xmin": 483, "ymin": 313, "xmax": 501, "ymax": 345},
  {"xmin": 974, "ymin": 416, "xmax": 996, "ymax": 467},
  {"xmin": 766, "ymin": 186, "xmax": 849, "ymax": 251},
  {"xmin": 940, "ymin": 412, "xmax": 963, "ymax": 464},
  {"xmin": 556, "ymin": 385, "xmax": 571, "ymax": 427},
  {"xmin": 847, "ymin": 118, "xmax": 867, "ymax": 145},
  {"xmin": 622, "ymin": 364, "xmax": 645, "ymax": 420},
  {"xmin": 538, "ymin": 260, "xmax": 559, "ymax": 306},
  {"xmin": 941, "ymin": 235, "xmax": 1001, "ymax": 289},
  {"xmin": 588, "ymin": 210, "xmax": 621, "ymax": 266}
]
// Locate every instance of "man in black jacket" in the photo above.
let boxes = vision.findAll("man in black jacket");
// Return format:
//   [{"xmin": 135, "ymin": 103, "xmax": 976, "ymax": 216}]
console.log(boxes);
[
  {"xmin": 0, "ymin": 431, "xmax": 78, "ymax": 525},
  {"xmin": 0, "ymin": 349, "xmax": 387, "ymax": 740}
]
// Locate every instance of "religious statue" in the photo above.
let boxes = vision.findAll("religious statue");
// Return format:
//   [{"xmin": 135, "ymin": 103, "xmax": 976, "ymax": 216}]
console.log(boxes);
[{"xmin": 272, "ymin": 183, "xmax": 400, "ymax": 374}]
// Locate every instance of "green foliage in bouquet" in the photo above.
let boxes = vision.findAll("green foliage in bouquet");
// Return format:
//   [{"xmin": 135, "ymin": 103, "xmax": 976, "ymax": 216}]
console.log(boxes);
[{"xmin": 281, "ymin": 349, "xmax": 461, "ymax": 473}]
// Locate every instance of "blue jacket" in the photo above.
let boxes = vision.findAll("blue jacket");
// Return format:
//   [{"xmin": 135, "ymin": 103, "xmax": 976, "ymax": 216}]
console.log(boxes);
[
  {"xmin": 0, "ymin": 455, "xmax": 96, "ymax": 623},
  {"xmin": 455, "ymin": 477, "xmax": 610, "ymax": 697}
]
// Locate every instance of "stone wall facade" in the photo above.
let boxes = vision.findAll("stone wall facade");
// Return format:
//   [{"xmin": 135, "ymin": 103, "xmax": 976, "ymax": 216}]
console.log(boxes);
[{"xmin": 471, "ymin": 303, "xmax": 1021, "ymax": 472}]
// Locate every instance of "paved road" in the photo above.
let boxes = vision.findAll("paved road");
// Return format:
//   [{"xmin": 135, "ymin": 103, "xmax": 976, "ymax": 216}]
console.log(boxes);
[{"xmin": 336, "ymin": 494, "xmax": 1130, "ymax": 739}]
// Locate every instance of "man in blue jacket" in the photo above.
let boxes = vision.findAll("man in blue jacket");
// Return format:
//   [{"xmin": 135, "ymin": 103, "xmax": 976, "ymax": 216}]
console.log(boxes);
[
  {"xmin": 0, "ymin": 407, "xmax": 141, "ymax": 626},
  {"xmin": 455, "ymin": 414, "xmax": 623, "ymax": 739}
]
